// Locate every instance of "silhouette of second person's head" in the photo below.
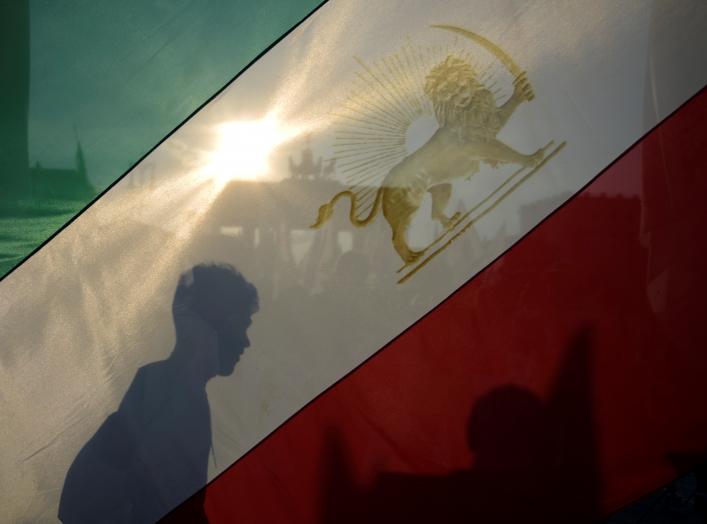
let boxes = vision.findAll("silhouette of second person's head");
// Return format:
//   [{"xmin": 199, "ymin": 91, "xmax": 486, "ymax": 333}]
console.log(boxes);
[
  {"xmin": 171, "ymin": 264, "xmax": 259, "ymax": 380},
  {"xmin": 467, "ymin": 385, "xmax": 554, "ymax": 473}
]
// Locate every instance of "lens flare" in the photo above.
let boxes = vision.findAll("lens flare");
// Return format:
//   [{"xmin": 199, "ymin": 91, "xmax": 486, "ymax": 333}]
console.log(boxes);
[{"xmin": 203, "ymin": 114, "xmax": 298, "ymax": 184}]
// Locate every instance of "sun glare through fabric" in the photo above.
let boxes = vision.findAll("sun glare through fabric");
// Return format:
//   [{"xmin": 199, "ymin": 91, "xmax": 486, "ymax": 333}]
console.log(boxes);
[{"xmin": 204, "ymin": 114, "xmax": 298, "ymax": 185}]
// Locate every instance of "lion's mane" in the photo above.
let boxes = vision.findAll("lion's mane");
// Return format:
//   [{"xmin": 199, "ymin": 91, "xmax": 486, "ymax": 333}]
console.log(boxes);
[{"xmin": 424, "ymin": 56, "xmax": 500, "ymax": 139}]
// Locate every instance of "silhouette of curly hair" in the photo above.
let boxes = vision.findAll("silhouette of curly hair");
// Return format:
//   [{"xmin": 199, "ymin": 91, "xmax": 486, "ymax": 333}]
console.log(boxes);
[{"xmin": 173, "ymin": 263, "xmax": 259, "ymax": 330}]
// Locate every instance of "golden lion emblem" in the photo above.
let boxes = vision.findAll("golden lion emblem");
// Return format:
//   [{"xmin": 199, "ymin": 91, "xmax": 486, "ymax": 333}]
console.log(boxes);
[{"xmin": 312, "ymin": 27, "xmax": 562, "ymax": 277}]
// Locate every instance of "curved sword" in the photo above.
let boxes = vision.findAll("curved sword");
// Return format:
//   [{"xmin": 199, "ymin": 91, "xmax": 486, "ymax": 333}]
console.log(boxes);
[{"xmin": 431, "ymin": 24, "xmax": 524, "ymax": 78}]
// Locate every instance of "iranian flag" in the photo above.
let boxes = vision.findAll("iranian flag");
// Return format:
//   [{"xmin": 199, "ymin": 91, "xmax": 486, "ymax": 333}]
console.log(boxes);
[{"xmin": 2, "ymin": 1, "xmax": 707, "ymax": 523}]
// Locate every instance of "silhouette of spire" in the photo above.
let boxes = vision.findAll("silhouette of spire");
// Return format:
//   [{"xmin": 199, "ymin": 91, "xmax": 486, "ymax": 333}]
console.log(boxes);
[
  {"xmin": 73, "ymin": 126, "xmax": 87, "ymax": 178},
  {"xmin": 288, "ymin": 134, "xmax": 323, "ymax": 179}
]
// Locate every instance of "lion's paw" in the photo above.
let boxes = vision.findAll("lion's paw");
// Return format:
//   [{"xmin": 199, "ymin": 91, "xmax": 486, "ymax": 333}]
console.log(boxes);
[
  {"xmin": 513, "ymin": 72, "xmax": 535, "ymax": 102},
  {"xmin": 404, "ymin": 250, "xmax": 425, "ymax": 265},
  {"xmin": 444, "ymin": 212, "xmax": 462, "ymax": 229},
  {"xmin": 529, "ymin": 150, "xmax": 544, "ymax": 167}
]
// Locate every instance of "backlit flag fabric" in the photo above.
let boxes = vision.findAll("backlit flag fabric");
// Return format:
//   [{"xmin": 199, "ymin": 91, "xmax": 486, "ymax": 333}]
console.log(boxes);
[
  {"xmin": 0, "ymin": 0, "xmax": 320, "ymax": 278},
  {"xmin": 1, "ymin": 1, "xmax": 707, "ymax": 522}
]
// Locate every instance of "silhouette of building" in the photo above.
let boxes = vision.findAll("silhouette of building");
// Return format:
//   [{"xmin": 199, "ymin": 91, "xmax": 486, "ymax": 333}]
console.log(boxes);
[
  {"xmin": 288, "ymin": 136, "xmax": 336, "ymax": 181},
  {"xmin": 0, "ymin": 0, "xmax": 94, "ymax": 204},
  {"xmin": 200, "ymin": 140, "xmax": 357, "ymax": 292},
  {"xmin": 30, "ymin": 140, "xmax": 94, "ymax": 200},
  {"xmin": 0, "ymin": 0, "xmax": 31, "ymax": 198},
  {"xmin": 518, "ymin": 192, "xmax": 574, "ymax": 231}
]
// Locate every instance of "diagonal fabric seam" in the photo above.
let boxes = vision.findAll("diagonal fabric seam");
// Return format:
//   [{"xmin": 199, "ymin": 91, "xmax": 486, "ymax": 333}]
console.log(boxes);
[
  {"xmin": 160, "ymin": 81, "xmax": 707, "ymax": 521},
  {"xmin": 0, "ymin": 0, "xmax": 331, "ymax": 284}
]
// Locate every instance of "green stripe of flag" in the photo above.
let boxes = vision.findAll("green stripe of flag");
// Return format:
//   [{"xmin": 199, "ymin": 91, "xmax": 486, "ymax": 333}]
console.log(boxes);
[{"xmin": 0, "ymin": 0, "xmax": 321, "ymax": 278}]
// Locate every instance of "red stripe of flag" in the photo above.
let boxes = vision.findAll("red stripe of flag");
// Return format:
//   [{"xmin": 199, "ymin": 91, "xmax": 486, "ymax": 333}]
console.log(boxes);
[{"xmin": 166, "ymin": 86, "xmax": 707, "ymax": 523}]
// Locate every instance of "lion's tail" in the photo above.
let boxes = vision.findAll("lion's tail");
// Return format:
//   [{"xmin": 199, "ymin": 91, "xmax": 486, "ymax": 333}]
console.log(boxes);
[{"xmin": 311, "ymin": 188, "xmax": 384, "ymax": 229}]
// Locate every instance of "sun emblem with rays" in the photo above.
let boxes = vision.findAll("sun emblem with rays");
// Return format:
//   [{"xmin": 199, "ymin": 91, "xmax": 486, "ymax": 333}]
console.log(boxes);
[{"xmin": 311, "ymin": 26, "xmax": 565, "ymax": 283}]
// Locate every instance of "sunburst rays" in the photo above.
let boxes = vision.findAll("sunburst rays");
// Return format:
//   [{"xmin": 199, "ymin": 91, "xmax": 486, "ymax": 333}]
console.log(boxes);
[{"xmin": 330, "ymin": 38, "xmax": 512, "ymax": 221}]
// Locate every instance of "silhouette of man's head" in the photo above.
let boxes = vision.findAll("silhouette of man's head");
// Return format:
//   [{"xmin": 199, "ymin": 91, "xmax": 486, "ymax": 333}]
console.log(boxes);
[
  {"xmin": 173, "ymin": 264, "xmax": 258, "ymax": 376},
  {"xmin": 467, "ymin": 385, "xmax": 553, "ymax": 472}
]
